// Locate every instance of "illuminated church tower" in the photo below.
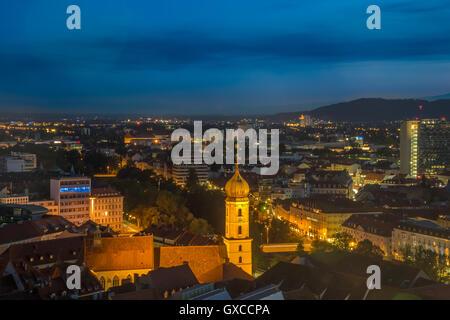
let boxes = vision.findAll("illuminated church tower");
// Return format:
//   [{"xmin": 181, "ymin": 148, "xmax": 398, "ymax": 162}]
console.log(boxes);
[{"xmin": 223, "ymin": 164, "xmax": 253, "ymax": 275}]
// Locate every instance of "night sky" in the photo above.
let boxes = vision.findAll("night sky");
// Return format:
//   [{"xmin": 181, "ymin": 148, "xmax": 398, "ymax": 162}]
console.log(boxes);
[{"xmin": 1, "ymin": 0, "xmax": 450, "ymax": 115}]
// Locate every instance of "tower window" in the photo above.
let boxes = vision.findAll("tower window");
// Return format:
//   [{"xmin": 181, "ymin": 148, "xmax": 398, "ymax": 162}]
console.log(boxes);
[
  {"xmin": 238, "ymin": 208, "xmax": 242, "ymax": 216},
  {"xmin": 239, "ymin": 257, "xmax": 243, "ymax": 263},
  {"xmin": 100, "ymin": 277, "xmax": 105, "ymax": 289},
  {"xmin": 238, "ymin": 226, "xmax": 242, "ymax": 235},
  {"xmin": 113, "ymin": 275, "xmax": 120, "ymax": 287},
  {"xmin": 239, "ymin": 245, "xmax": 242, "ymax": 252}
]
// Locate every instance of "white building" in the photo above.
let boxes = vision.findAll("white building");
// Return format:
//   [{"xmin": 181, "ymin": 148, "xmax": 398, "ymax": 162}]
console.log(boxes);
[
  {"xmin": 0, "ymin": 157, "xmax": 25, "ymax": 173},
  {"xmin": 10, "ymin": 152, "xmax": 37, "ymax": 171},
  {"xmin": 172, "ymin": 163, "xmax": 209, "ymax": 186}
]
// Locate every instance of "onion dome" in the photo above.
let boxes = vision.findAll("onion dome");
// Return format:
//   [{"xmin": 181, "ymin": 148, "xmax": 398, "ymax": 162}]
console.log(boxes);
[{"xmin": 225, "ymin": 165, "xmax": 249, "ymax": 198}]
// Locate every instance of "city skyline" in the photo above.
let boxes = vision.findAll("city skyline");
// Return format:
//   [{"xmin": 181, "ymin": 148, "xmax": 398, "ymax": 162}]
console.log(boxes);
[{"xmin": 1, "ymin": 0, "xmax": 450, "ymax": 114}]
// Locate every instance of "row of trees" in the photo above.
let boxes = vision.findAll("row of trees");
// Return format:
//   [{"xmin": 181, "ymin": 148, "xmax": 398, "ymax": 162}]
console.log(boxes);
[
  {"xmin": 296, "ymin": 232, "xmax": 449, "ymax": 283},
  {"xmin": 4, "ymin": 143, "xmax": 120, "ymax": 175},
  {"xmin": 301, "ymin": 232, "xmax": 385, "ymax": 259},
  {"xmin": 400, "ymin": 245, "xmax": 449, "ymax": 283},
  {"xmin": 112, "ymin": 166, "xmax": 217, "ymax": 235}
]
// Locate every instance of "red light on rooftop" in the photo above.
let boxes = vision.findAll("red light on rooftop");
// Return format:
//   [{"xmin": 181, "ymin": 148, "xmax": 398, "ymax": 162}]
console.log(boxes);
[
  {"xmin": 418, "ymin": 105, "xmax": 423, "ymax": 110},
  {"xmin": 442, "ymin": 117, "xmax": 446, "ymax": 121}
]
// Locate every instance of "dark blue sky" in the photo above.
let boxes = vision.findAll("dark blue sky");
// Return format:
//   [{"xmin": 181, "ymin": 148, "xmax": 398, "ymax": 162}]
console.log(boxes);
[{"xmin": 1, "ymin": 0, "xmax": 450, "ymax": 115}]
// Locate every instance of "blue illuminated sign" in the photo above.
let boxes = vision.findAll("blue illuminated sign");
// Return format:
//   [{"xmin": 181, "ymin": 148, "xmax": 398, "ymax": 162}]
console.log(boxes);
[{"xmin": 60, "ymin": 187, "xmax": 90, "ymax": 193}]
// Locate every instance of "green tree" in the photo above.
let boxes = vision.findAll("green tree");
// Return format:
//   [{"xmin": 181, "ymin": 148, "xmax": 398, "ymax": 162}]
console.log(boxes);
[
  {"xmin": 310, "ymin": 239, "xmax": 333, "ymax": 253},
  {"xmin": 332, "ymin": 232, "xmax": 355, "ymax": 251},
  {"xmin": 185, "ymin": 168, "xmax": 200, "ymax": 191},
  {"xmin": 354, "ymin": 240, "xmax": 384, "ymax": 258},
  {"xmin": 131, "ymin": 206, "xmax": 161, "ymax": 228},
  {"xmin": 296, "ymin": 240, "xmax": 307, "ymax": 256},
  {"xmin": 400, "ymin": 244, "xmax": 414, "ymax": 264},
  {"xmin": 156, "ymin": 190, "xmax": 192, "ymax": 225},
  {"xmin": 400, "ymin": 245, "xmax": 449, "ymax": 283},
  {"xmin": 188, "ymin": 218, "xmax": 213, "ymax": 235}
]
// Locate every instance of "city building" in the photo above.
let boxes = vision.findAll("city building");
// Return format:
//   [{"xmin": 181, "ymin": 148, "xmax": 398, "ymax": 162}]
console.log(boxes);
[
  {"xmin": 274, "ymin": 198, "xmax": 382, "ymax": 240},
  {"xmin": 0, "ymin": 156, "xmax": 24, "ymax": 173},
  {"xmin": 50, "ymin": 177, "xmax": 91, "ymax": 225},
  {"xmin": 0, "ymin": 215, "xmax": 78, "ymax": 254},
  {"xmin": 139, "ymin": 224, "xmax": 217, "ymax": 246},
  {"xmin": 85, "ymin": 234, "xmax": 155, "ymax": 291},
  {"xmin": 0, "ymin": 194, "xmax": 29, "ymax": 205},
  {"xmin": 0, "ymin": 236, "xmax": 103, "ymax": 300},
  {"xmin": 171, "ymin": 163, "xmax": 209, "ymax": 186},
  {"xmin": 89, "ymin": 187, "xmax": 124, "ymax": 232},
  {"xmin": 0, "ymin": 204, "xmax": 48, "ymax": 226},
  {"xmin": 437, "ymin": 215, "xmax": 450, "ymax": 230},
  {"xmin": 28, "ymin": 199, "xmax": 59, "ymax": 216},
  {"xmin": 400, "ymin": 119, "xmax": 450, "ymax": 178},
  {"xmin": 223, "ymin": 165, "xmax": 253, "ymax": 275},
  {"xmin": 392, "ymin": 219, "xmax": 450, "ymax": 265},
  {"xmin": 305, "ymin": 170, "xmax": 353, "ymax": 199},
  {"xmin": 0, "ymin": 192, "xmax": 59, "ymax": 215},
  {"xmin": 133, "ymin": 264, "xmax": 200, "ymax": 299},
  {"xmin": 10, "ymin": 152, "xmax": 37, "ymax": 171},
  {"xmin": 342, "ymin": 214, "xmax": 397, "ymax": 259}
]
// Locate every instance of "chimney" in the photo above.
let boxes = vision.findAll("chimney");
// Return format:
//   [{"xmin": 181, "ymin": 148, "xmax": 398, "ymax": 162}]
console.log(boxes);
[{"xmin": 93, "ymin": 225, "xmax": 102, "ymax": 248}]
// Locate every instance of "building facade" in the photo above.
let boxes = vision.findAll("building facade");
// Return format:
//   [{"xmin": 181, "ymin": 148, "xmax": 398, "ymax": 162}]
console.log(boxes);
[
  {"xmin": 274, "ymin": 200, "xmax": 382, "ymax": 240},
  {"xmin": 306, "ymin": 170, "xmax": 353, "ymax": 199},
  {"xmin": 0, "ymin": 194, "xmax": 29, "ymax": 205},
  {"xmin": 50, "ymin": 177, "xmax": 91, "ymax": 225},
  {"xmin": 342, "ymin": 214, "xmax": 396, "ymax": 259},
  {"xmin": 85, "ymin": 234, "xmax": 155, "ymax": 291},
  {"xmin": 0, "ymin": 156, "xmax": 24, "ymax": 173},
  {"xmin": 28, "ymin": 200, "xmax": 59, "ymax": 216},
  {"xmin": 171, "ymin": 163, "xmax": 209, "ymax": 186},
  {"xmin": 400, "ymin": 119, "xmax": 450, "ymax": 178},
  {"xmin": 89, "ymin": 187, "xmax": 124, "ymax": 232},
  {"xmin": 392, "ymin": 220, "xmax": 450, "ymax": 266},
  {"xmin": 10, "ymin": 152, "xmax": 37, "ymax": 171}
]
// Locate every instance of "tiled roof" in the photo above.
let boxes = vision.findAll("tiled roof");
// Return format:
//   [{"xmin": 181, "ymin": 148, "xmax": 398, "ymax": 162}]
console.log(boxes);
[
  {"xmin": 4, "ymin": 236, "xmax": 84, "ymax": 268},
  {"xmin": 0, "ymin": 216, "xmax": 77, "ymax": 245},
  {"xmin": 140, "ymin": 224, "xmax": 217, "ymax": 246},
  {"xmin": 145, "ymin": 264, "xmax": 199, "ymax": 292},
  {"xmin": 85, "ymin": 236, "xmax": 154, "ymax": 271},
  {"xmin": 155, "ymin": 245, "xmax": 226, "ymax": 283},
  {"xmin": 342, "ymin": 214, "xmax": 397, "ymax": 237}
]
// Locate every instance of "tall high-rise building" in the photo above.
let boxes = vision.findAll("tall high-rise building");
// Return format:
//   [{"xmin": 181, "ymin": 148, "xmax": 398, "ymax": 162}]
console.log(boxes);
[
  {"xmin": 400, "ymin": 119, "xmax": 450, "ymax": 178},
  {"xmin": 223, "ymin": 165, "xmax": 252, "ymax": 275},
  {"xmin": 50, "ymin": 177, "xmax": 91, "ymax": 225}
]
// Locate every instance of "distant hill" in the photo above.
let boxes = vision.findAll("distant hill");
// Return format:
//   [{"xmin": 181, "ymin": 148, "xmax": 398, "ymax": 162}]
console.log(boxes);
[
  {"xmin": 269, "ymin": 98, "xmax": 450, "ymax": 122},
  {"xmin": 421, "ymin": 93, "xmax": 450, "ymax": 101}
]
